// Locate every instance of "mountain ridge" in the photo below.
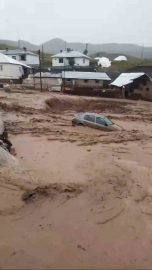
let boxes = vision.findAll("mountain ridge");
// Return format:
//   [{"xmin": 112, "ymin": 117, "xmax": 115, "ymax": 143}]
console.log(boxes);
[{"xmin": 0, "ymin": 38, "xmax": 152, "ymax": 59}]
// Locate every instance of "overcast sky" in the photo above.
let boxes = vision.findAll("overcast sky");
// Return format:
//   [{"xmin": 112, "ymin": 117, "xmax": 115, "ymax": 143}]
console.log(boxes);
[{"xmin": 0, "ymin": 0, "xmax": 152, "ymax": 46}]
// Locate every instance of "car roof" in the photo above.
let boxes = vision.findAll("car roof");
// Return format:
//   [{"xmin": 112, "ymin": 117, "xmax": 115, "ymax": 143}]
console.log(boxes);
[{"xmin": 83, "ymin": 112, "xmax": 106, "ymax": 118}]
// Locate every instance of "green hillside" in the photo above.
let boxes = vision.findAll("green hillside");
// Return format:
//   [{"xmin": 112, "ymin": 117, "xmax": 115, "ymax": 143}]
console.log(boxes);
[
  {"xmin": 0, "ymin": 43, "xmax": 17, "ymax": 50},
  {"xmin": 90, "ymin": 52, "xmax": 139, "ymax": 61},
  {"xmin": 97, "ymin": 60, "xmax": 152, "ymax": 73},
  {"xmin": 1, "ymin": 43, "xmax": 152, "ymax": 71}
]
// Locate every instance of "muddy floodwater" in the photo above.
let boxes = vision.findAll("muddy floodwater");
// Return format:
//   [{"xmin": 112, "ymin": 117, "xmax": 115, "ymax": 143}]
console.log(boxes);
[{"xmin": 0, "ymin": 90, "xmax": 152, "ymax": 269}]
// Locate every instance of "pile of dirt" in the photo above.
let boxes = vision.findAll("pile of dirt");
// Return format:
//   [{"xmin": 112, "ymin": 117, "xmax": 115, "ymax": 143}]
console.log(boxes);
[
  {"xmin": 45, "ymin": 96, "xmax": 131, "ymax": 114},
  {"xmin": 22, "ymin": 183, "xmax": 84, "ymax": 203}
]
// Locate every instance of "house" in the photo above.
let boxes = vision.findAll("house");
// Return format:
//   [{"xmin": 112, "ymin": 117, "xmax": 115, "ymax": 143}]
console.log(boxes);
[
  {"xmin": 1, "ymin": 48, "xmax": 39, "ymax": 68},
  {"xmin": 0, "ymin": 53, "xmax": 31, "ymax": 83},
  {"xmin": 52, "ymin": 49, "xmax": 90, "ymax": 68},
  {"xmin": 111, "ymin": 73, "xmax": 152, "ymax": 100},
  {"xmin": 62, "ymin": 71, "xmax": 111, "ymax": 95}
]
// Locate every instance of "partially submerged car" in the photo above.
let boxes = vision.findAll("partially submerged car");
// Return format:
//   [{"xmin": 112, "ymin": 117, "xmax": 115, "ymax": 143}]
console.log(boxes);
[{"xmin": 72, "ymin": 112, "xmax": 122, "ymax": 131}]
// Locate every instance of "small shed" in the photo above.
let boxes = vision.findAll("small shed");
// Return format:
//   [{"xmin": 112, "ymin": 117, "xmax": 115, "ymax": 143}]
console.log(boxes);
[
  {"xmin": 62, "ymin": 71, "xmax": 111, "ymax": 95},
  {"xmin": 111, "ymin": 73, "xmax": 152, "ymax": 99},
  {"xmin": 0, "ymin": 53, "xmax": 31, "ymax": 83}
]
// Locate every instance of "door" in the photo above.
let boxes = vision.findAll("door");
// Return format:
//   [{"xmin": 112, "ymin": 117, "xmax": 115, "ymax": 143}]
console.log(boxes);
[
  {"xmin": 83, "ymin": 114, "xmax": 96, "ymax": 129},
  {"xmin": 95, "ymin": 116, "xmax": 109, "ymax": 131}
]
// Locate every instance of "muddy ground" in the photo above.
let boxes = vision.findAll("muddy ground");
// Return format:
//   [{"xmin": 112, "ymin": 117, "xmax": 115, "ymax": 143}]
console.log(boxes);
[{"xmin": 1, "ymin": 90, "xmax": 152, "ymax": 269}]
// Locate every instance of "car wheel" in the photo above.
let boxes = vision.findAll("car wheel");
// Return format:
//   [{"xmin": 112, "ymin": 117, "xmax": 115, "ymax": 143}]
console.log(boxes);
[{"xmin": 78, "ymin": 123, "xmax": 84, "ymax": 126}]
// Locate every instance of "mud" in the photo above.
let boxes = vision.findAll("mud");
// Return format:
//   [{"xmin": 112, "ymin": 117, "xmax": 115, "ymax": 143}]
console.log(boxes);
[{"xmin": 0, "ymin": 91, "xmax": 152, "ymax": 269}]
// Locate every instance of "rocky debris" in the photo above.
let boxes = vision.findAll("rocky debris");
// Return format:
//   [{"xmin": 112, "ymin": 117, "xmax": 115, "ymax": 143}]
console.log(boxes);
[{"xmin": 22, "ymin": 183, "xmax": 84, "ymax": 203}]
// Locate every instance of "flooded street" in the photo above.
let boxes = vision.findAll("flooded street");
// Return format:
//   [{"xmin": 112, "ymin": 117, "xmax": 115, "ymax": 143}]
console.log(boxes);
[{"xmin": 0, "ymin": 90, "xmax": 152, "ymax": 269}]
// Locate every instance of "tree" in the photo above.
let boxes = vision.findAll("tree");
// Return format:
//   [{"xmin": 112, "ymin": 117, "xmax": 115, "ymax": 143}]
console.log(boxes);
[
  {"xmin": 69, "ymin": 58, "xmax": 75, "ymax": 69},
  {"xmin": 83, "ymin": 48, "xmax": 88, "ymax": 55}
]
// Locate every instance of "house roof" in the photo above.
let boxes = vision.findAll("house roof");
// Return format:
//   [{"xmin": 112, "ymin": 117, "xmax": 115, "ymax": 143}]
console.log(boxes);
[
  {"xmin": 52, "ymin": 50, "xmax": 90, "ymax": 59},
  {"xmin": 2, "ymin": 49, "xmax": 38, "ymax": 56},
  {"xmin": 0, "ymin": 53, "xmax": 31, "ymax": 68},
  {"xmin": 62, "ymin": 71, "xmax": 111, "ymax": 80},
  {"xmin": 111, "ymin": 73, "xmax": 147, "ymax": 87}
]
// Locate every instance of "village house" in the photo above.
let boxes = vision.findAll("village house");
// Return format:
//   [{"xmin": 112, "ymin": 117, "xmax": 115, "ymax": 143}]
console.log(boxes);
[
  {"xmin": 111, "ymin": 73, "xmax": 152, "ymax": 100},
  {"xmin": 0, "ymin": 53, "xmax": 31, "ymax": 83},
  {"xmin": 52, "ymin": 49, "xmax": 90, "ymax": 68},
  {"xmin": 62, "ymin": 71, "xmax": 111, "ymax": 95},
  {"xmin": 1, "ymin": 48, "xmax": 39, "ymax": 68}
]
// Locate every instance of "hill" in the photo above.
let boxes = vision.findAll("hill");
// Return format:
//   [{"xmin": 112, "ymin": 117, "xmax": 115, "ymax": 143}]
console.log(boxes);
[
  {"xmin": 0, "ymin": 43, "xmax": 17, "ymax": 51},
  {"xmin": 0, "ymin": 38, "xmax": 152, "ymax": 59},
  {"xmin": 90, "ymin": 52, "xmax": 138, "ymax": 61},
  {"xmin": 0, "ymin": 39, "xmax": 39, "ymax": 52}
]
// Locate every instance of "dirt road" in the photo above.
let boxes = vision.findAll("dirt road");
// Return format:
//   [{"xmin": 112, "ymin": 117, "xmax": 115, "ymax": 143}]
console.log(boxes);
[{"xmin": 0, "ymin": 90, "xmax": 152, "ymax": 269}]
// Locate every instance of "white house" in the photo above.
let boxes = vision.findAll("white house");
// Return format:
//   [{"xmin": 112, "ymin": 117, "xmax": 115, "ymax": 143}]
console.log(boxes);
[
  {"xmin": 1, "ymin": 48, "xmax": 39, "ymax": 68},
  {"xmin": 52, "ymin": 49, "xmax": 90, "ymax": 67},
  {"xmin": 0, "ymin": 53, "xmax": 31, "ymax": 82}
]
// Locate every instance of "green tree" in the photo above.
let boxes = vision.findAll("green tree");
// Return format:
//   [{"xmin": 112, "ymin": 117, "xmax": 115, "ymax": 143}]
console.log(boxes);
[{"xmin": 68, "ymin": 58, "xmax": 75, "ymax": 69}]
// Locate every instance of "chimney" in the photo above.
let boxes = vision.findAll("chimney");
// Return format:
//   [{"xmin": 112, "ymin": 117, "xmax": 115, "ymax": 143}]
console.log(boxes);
[
  {"xmin": 60, "ymin": 50, "xmax": 62, "ymax": 53},
  {"xmin": 23, "ymin": 47, "xmax": 27, "ymax": 51},
  {"xmin": 67, "ymin": 48, "xmax": 71, "ymax": 53},
  {"xmin": 6, "ymin": 48, "xmax": 8, "ymax": 51}
]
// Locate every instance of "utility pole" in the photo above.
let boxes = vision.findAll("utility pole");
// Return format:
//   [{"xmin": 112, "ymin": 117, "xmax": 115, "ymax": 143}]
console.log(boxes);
[
  {"xmin": 42, "ymin": 45, "xmax": 44, "ymax": 69},
  {"xmin": 18, "ymin": 39, "xmax": 20, "ymax": 49},
  {"xmin": 141, "ymin": 45, "xmax": 144, "ymax": 64},
  {"xmin": 62, "ymin": 59, "xmax": 65, "ymax": 93},
  {"xmin": 38, "ymin": 50, "xmax": 43, "ymax": 92}
]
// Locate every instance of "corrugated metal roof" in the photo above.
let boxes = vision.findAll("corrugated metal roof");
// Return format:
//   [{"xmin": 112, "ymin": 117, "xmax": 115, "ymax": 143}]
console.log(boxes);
[
  {"xmin": 0, "ymin": 53, "xmax": 31, "ymax": 68},
  {"xmin": 52, "ymin": 50, "xmax": 90, "ymax": 59},
  {"xmin": 62, "ymin": 71, "xmax": 111, "ymax": 80},
  {"xmin": 3, "ymin": 50, "xmax": 38, "ymax": 56},
  {"xmin": 111, "ymin": 73, "xmax": 146, "ymax": 87}
]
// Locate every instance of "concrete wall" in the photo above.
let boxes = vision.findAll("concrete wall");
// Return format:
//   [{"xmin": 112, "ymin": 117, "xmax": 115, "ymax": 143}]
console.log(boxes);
[
  {"xmin": 52, "ymin": 58, "xmax": 90, "ymax": 67},
  {"xmin": 34, "ymin": 77, "xmax": 62, "ymax": 86},
  {"xmin": 132, "ymin": 81, "xmax": 152, "ymax": 100},
  {"xmin": 0, "ymin": 64, "xmax": 23, "ymax": 79},
  {"xmin": 26, "ymin": 54, "xmax": 39, "ymax": 66}
]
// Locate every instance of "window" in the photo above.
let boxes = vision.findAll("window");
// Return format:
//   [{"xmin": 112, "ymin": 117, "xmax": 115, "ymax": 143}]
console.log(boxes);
[
  {"xmin": 0, "ymin": 65, "xmax": 3, "ymax": 71},
  {"xmin": 20, "ymin": 54, "xmax": 26, "ymax": 61},
  {"xmin": 84, "ymin": 80, "xmax": 88, "ymax": 83},
  {"xmin": 96, "ymin": 117, "xmax": 107, "ymax": 126},
  {"xmin": 59, "ymin": 58, "xmax": 63, "ymax": 63},
  {"xmin": 19, "ymin": 67, "xmax": 22, "ymax": 73},
  {"xmin": 67, "ymin": 79, "xmax": 71, "ymax": 82},
  {"xmin": 84, "ymin": 115, "xmax": 95, "ymax": 122},
  {"xmin": 12, "ymin": 56, "xmax": 16, "ymax": 60},
  {"xmin": 95, "ymin": 80, "xmax": 99, "ymax": 83},
  {"xmin": 83, "ymin": 58, "xmax": 85, "ymax": 63},
  {"xmin": 105, "ymin": 118, "xmax": 113, "ymax": 125}
]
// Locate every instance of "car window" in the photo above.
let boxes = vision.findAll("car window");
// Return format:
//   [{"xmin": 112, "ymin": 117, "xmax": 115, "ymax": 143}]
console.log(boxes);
[
  {"xmin": 104, "ymin": 117, "xmax": 113, "ymax": 126},
  {"xmin": 96, "ymin": 117, "xmax": 107, "ymax": 126},
  {"xmin": 84, "ymin": 115, "xmax": 95, "ymax": 122}
]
